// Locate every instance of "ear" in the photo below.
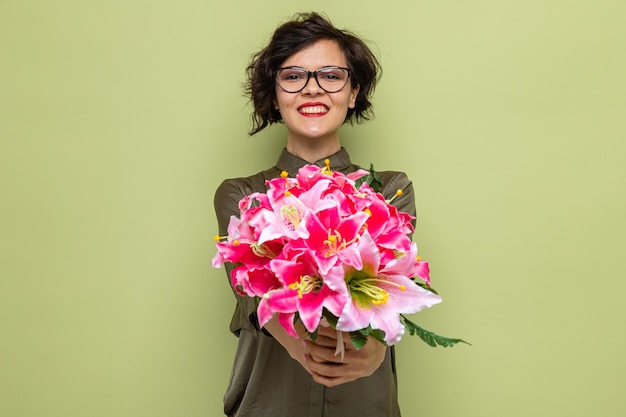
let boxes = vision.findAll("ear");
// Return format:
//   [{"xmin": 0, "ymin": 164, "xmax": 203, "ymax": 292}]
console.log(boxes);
[{"xmin": 348, "ymin": 84, "xmax": 360, "ymax": 109}]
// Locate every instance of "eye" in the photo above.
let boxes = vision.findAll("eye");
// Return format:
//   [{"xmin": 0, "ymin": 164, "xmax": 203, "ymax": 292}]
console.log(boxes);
[
  {"xmin": 321, "ymin": 73, "xmax": 340, "ymax": 80},
  {"xmin": 278, "ymin": 69, "xmax": 307, "ymax": 82},
  {"xmin": 318, "ymin": 68, "xmax": 347, "ymax": 82}
]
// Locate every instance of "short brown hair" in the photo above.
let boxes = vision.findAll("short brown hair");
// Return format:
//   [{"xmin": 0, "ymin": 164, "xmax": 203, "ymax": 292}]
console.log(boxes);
[{"xmin": 245, "ymin": 12, "xmax": 381, "ymax": 135}]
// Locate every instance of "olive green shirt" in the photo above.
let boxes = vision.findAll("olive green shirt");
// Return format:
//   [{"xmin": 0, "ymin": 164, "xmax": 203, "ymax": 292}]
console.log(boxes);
[{"xmin": 214, "ymin": 148, "xmax": 416, "ymax": 417}]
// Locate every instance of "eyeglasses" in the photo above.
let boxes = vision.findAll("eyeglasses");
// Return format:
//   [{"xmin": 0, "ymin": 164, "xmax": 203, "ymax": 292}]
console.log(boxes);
[{"xmin": 276, "ymin": 66, "xmax": 352, "ymax": 93}]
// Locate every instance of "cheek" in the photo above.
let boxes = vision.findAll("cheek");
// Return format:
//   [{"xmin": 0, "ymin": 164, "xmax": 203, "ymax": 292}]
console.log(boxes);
[{"xmin": 274, "ymin": 90, "xmax": 291, "ymax": 111}]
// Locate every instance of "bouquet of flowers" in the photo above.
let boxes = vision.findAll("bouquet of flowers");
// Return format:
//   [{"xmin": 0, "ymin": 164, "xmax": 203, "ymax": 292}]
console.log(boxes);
[{"xmin": 213, "ymin": 161, "xmax": 468, "ymax": 350}]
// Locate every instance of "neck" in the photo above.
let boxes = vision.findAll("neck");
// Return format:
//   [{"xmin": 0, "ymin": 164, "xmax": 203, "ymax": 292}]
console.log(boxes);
[{"xmin": 286, "ymin": 136, "xmax": 341, "ymax": 163}]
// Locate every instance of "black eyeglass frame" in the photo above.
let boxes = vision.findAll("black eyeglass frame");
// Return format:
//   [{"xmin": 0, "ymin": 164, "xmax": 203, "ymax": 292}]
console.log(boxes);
[{"xmin": 275, "ymin": 66, "xmax": 352, "ymax": 93}]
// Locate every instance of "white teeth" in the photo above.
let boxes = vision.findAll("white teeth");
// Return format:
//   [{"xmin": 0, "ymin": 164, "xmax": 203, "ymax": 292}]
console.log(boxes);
[{"xmin": 299, "ymin": 106, "xmax": 327, "ymax": 114}]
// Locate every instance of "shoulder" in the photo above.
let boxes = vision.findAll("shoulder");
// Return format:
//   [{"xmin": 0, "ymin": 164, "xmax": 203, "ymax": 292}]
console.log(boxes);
[
  {"xmin": 343, "ymin": 162, "xmax": 412, "ymax": 194},
  {"xmin": 376, "ymin": 169, "xmax": 416, "ymax": 219},
  {"xmin": 215, "ymin": 166, "xmax": 281, "ymax": 203},
  {"xmin": 376, "ymin": 170, "xmax": 412, "ymax": 195}
]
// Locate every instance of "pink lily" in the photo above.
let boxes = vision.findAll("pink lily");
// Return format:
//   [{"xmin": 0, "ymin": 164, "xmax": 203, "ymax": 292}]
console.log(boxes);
[
  {"xmin": 212, "ymin": 211, "xmax": 283, "ymax": 269},
  {"xmin": 294, "ymin": 164, "xmax": 364, "ymax": 191},
  {"xmin": 253, "ymin": 192, "xmax": 310, "ymax": 244},
  {"xmin": 257, "ymin": 249, "xmax": 347, "ymax": 333},
  {"xmin": 336, "ymin": 231, "xmax": 442, "ymax": 345},
  {"xmin": 301, "ymin": 207, "xmax": 370, "ymax": 275},
  {"xmin": 231, "ymin": 266, "xmax": 281, "ymax": 298},
  {"xmin": 413, "ymin": 258, "xmax": 431, "ymax": 286}
]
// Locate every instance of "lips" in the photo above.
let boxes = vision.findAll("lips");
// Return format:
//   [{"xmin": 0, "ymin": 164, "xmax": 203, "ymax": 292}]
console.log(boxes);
[{"xmin": 298, "ymin": 102, "xmax": 328, "ymax": 116}]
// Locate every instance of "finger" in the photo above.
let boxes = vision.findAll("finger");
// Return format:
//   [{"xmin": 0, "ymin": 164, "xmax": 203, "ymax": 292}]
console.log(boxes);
[
  {"xmin": 310, "ymin": 335, "xmax": 339, "ymax": 348},
  {"xmin": 306, "ymin": 343, "xmax": 344, "ymax": 364},
  {"xmin": 310, "ymin": 371, "xmax": 352, "ymax": 388},
  {"xmin": 305, "ymin": 355, "xmax": 346, "ymax": 377},
  {"xmin": 316, "ymin": 326, "xmax": 339, "ymax": 338}
]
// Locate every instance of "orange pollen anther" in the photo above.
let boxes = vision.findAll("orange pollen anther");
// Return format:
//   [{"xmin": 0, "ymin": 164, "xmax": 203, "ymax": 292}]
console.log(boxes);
[
  {"xmin": 321, "ymin": 159, "xmax": 332, "ymax": 175},
  {"xmin": 387, "ymin": 189, "xmax": 405, "ymax": 204}
]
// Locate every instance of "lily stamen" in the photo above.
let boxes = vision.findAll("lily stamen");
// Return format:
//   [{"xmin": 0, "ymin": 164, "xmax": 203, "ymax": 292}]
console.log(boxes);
[
  {"xmin": 280, "ymin": 204, "xmax": 303, "ymax": 231},
  {"xmin": 392, "ymin": 249, "xmax": 407, "ymax": 259},
  {"xmin": 323, "ymin": 229, "xmax": 360, "ymax": 257},
  {"xmin": 321, "ymin": 158, "xmax": 332, "ymax": 175},
  {"xmin": 386, "ymin": 189, "xmax": 404, "ymax": 204},
  {"xmin": 251, "ymin": 243, "xmax": 278, "ymax": 258},
  {"xmin": 288, "ymin": 275, "xmax": 323, "ymax": 298},
  {"xmin": 280, "ymin": 170, "xmax": 291, "ymax": 191},
  {"xmin": 349, "ymin": 277, "xmax": 406, "ymax": 305}
]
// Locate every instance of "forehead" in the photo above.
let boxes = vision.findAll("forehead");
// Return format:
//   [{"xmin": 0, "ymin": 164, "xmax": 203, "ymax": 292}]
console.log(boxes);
[{"xmin": 280, "ymin": 39, "xmax": 347, "ymax": 69}]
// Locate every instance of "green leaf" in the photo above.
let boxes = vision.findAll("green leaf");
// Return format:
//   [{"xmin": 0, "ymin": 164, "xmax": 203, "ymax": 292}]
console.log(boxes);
[
  {"xmin": 308, "ymin": 328, "xmax": 319, "ymax": 341},
  {"xmin": 368, "ymin": 328, "xmax": 387, "ymax": 345},
  {"xmin": 414, "ymin": 282, "xmax": 439, "ymax": 295},
  {"xmin": 322, "ymin": 310, "xmax": 339, "ymax": 328},
  {"xmin": 355, "ymin": 163, "xmax": 383, "ymax": 193},
  {"xmin": 349, "ymin": 331, "xmax": 368, "ymax": 350},
  {"xmin": 402, "ymin": 316, "xmax": 471, "ymax": 348},
  {"xmin": 348, "ymin": 326, "xmax": 388, "ymax": 350}
]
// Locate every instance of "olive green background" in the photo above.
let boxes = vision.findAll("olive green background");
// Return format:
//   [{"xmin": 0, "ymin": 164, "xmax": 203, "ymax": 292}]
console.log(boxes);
[{"xmin": 2, "ymin": 1, "xmax": 625, "ymax": 416}]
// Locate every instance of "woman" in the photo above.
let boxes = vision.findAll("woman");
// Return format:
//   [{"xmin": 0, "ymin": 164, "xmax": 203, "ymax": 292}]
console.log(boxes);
[{"xmin": 214, "ymin": 12, "xmax": 416, "ymax": 417}]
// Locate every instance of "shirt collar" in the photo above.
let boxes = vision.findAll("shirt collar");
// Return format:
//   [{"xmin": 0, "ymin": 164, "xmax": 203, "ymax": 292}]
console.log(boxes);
[{"xmin": 275, "ymin": 147, "xmax": 352, "ymax": 177}]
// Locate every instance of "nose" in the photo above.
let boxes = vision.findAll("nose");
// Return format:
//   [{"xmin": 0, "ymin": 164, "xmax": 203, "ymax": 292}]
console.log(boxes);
[{"xmin": 301, "ymin": 74, "xmax": 324, "ymax": 95}]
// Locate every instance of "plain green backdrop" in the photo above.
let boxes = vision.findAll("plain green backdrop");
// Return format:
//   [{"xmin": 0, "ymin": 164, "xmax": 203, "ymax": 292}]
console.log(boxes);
[{"xmin": 2, "ymin": 1, "xmax": 625, "ymax": 416}]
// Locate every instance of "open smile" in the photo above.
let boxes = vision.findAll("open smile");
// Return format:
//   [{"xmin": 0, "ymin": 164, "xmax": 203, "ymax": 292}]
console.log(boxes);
[{"xmin": 298, "ymin": 102, "xmax": 329, "ymax": 116}]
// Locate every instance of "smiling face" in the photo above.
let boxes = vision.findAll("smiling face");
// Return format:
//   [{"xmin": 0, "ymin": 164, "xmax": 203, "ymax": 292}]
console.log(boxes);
[{"xmin": 274, "ymin": 39, "xmax": 360, "ymax": 157}]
